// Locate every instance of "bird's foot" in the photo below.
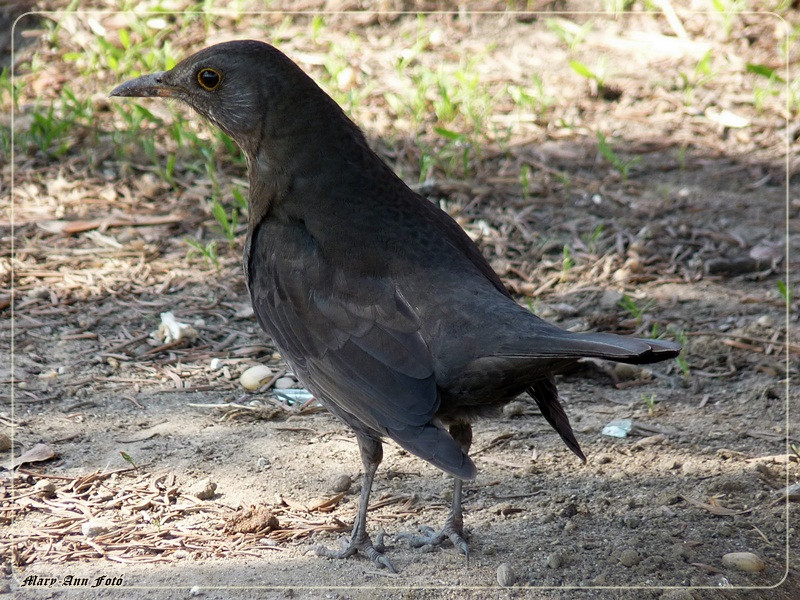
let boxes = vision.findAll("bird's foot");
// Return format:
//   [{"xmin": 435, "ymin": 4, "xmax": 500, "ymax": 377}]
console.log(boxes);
[
  {"xmin": 313, "ymin": 529, "xmax": 396, "ymax": 573},
  {"xmin": 398, "ymin": 522, "xmax": 469, "ymax": 559}
]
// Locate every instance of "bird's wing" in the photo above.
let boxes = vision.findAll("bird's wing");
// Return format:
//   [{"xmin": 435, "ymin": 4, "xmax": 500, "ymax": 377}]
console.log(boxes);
[
  {"xmin": 246, "ymin": 219, "xmax": 475, "ymax": 479},
  {"xmin": 262, "ymin": 260, "xmax": 437, "ymax": 429}
]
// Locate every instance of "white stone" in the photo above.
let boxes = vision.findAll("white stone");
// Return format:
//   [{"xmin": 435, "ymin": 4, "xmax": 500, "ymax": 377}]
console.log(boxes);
[{"xmin": 240, "ymin": 365, "xmax": 273, "ymax": 391}]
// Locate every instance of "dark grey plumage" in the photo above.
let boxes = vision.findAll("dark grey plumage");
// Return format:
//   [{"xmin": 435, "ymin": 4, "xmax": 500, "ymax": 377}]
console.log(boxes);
[{"xmin": 112, "ymin": 40, "xmax": 681, "ymax": 572}]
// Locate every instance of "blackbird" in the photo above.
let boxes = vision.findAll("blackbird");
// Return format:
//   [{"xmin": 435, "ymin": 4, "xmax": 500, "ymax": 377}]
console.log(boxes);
[{"xmin": 112, "ymin": 40, "xmax": 681, "ymax": 572}]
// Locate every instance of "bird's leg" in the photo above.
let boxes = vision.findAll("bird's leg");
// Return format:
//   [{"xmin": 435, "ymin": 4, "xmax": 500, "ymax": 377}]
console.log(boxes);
[
  {"xmin": 399, "ymin": 422, "xmax": 472, "ymax": 559},
  {"xmin": 313, "ymin": 434, "xmax": 396, "ymax": 572}
]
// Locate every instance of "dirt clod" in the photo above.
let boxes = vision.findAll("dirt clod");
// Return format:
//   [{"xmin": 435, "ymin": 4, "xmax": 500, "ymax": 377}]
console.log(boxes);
[
  {"xmin": 496, "ymin": 562, "xmax": 516, "ymax": 587},
  {"xmin": 224, "ymin": 506, "xmax": 280, "ymax": 534},
  {"xmin": 189, "ymin": 478, "xmax": 217, "ymax": 500},
  {"xmin": 330, "ymin": 473, "xmax": 352, "ymax": 493},
  {"xmin": 618, "ymin": 549, "xmax": 642, "ymax": 567},
  {"xmin": 81, "ymin": 519, "xmax": 113, "ymax": 538},
  {"xmin": 547, "ymin": 550, "xmax": 565, "ymax": 569}
]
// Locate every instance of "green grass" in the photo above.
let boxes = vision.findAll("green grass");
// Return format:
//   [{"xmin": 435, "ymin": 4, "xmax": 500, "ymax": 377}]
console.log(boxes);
[
  {"xmin": 777, "ymin": 280, "xmax": 792, "ymax": 304},
  {"xmin": 603, "ymin": 0, "xmax": 636, "ymax": 16},
  {"xmin": 507, "ymin": 74, "xmax": 553, "ymax": 116},
  {"xmin": 596, "ymin": 131, "xmax": 640, "ymax": 180},
  {"xmin": 619, "ymin": 293, "xmax": 656, "ymax": 325},
  {"xmin": 662, "ymin": 325, "xmax": 691, "ymax": 383},
  {"xmin": 746, "ymin": 62, "xmax": 786, "ymax": 113},
  {"xmin": 570, "ymin": 59, "xmax": 605, "ymax": 88},
  {"xmin": 582, "ymin": 224, "xmax": 605, "ymax": 254},
  {"xmin": 119, "ymin": 451, "xmax": 139, "ymax": 472},
  {"xmin": 641, "ymin": 392, "xmax": 656, "ymax": 415},
  {"xmin": 520, "ymin": 164, "xmax": 532, "ymax": 200},
  {"xmin": 679, "ymin": 50, "xmax": 717, "ymax": 106},
  {"xmin": 710, "ymin": 0, "xmax": 749, "ymax": 39},
  {"xmin": 546, "ymin": 18, "xmax": 593, "ymax": 51},
  {"xmin": 185, "ymin": 238, "xmax": 220, "ymax": 270},
  {"xmin": 561, "ymin": 245, "xmax": 574, "ymax": 279},
  {"xmin": 210, "ymin": 196, "xmax": 240, "ymax": 248}
]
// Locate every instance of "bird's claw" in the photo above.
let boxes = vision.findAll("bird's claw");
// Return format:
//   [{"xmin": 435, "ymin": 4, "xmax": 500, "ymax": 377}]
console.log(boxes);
[
  {"xmin": 313, "ymin": 529, "xmax": 395, "ymax": 573},
  {"xmin": 398, "ymin": 523, "xmax": 469, "ymax": 559}
]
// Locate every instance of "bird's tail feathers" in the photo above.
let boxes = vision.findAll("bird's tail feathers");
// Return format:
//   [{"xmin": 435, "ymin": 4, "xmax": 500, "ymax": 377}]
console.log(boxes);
[
  {"xmin": 502, "ymin": 331, "xmax": 681, "ymax": 365},
  {"xmin": 527, "ymin": 375, "xmax": 585, "ymax": 462}
]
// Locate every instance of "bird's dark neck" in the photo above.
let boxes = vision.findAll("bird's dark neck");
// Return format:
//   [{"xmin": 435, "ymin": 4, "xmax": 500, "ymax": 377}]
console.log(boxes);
[{"xmin": 244, "ymin": 91, "xmax": 395, "ymax": 231}]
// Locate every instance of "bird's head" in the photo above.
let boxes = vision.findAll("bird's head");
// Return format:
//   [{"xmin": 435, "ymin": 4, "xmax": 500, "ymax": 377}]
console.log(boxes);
[
  {"xmin": 111, "ymin": 40, "xmax": 301, "ymax": 158},
  {"xmin": 112, "ymin": 39, "xmax": 376, "ymax": 223}
]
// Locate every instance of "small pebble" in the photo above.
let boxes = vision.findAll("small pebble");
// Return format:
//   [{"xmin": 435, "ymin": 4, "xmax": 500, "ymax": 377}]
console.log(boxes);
[
  {"xmin": 721, "ymin": 551, "xmax": 765, "ymax": 573},
  {"xmin": 551, "ymin": 302, "xmax": 579, "ymax": 316},
  {"xmin": 613, "ymin": 268, "xmax": 631, "ymax": 283},
  {"xmin": 613, "ymin": 363, "xmax": 638, "ymax": 381},
  {"xmin": 632, "ymin": 434, "xmax": 667, "ymax": 449},
  {"xmin": 0, "ymin": 433, "xmax": 10, "ymax": 452},
  {"xmin": 94, "ymin": 490, "xmax": 114, "ymax": 502},
  {"xmin": 189, "ymin": 585, "xmax": 203, "ymax": 596},
  {"xmin": 563, "ymin": 520, "xmax": 577, "ymax": 533},
  {"xmin": 619, "ymin": 548, "xmax": 641, "ymax": 567},
  {"xmin": 274, "ymin": 376, "xmax": 296, "ymax": 390},
  {"xmin": 547, "ymin": 551, "xmax": 565, "ymax": 569},
  {"xmin": 623, "ymin": 515, "xmax": 641, "ymax": 529},
  {"xmin": 496, "ymin": 562, "xmax": 516, "ymax": 587},
  {"xmin": 330, "ymin": 473, "xmax": 352, "ymax": 493},
  {"xmin": 502, "ymin": 401, "xmax": 525, "ymax": 417},
  {"xmin": 190, "ymin": 478, "xmax": 217, "ymax": 500},
  {"xmin": 756, "ymin": 314, "xmax": 774, "ymax": 328},
  {"xmin": 239, "ymin": 365, "xmax": 273, "ymax": 391},
  {"xmin": 82, "ymin": 519, "xmax": 112, "ymax": 537},
  {"xmin": 560, "ymin": 503, "xmax": 578, "ymax": 518},
  {"xmin": 599, "ymin": 289, "xmax": 623, "ymax": 310},
  {"xmin": 661, "ymin": 505, "xmax": 676, "ymax": 517},
  {"xmin": 716, "ymin": 524, "xmax": 735, "ymax": 538},
  {"xmin": 670, "ymin": 543, "xmax": 694, "ymax": 563},
  {"xmin": 34, "ymin": 479, "xmax": 56, "ymax": 496},
  {"xmin": 625, "ymin": 256, "xmax": 643, "ymax": 273}
]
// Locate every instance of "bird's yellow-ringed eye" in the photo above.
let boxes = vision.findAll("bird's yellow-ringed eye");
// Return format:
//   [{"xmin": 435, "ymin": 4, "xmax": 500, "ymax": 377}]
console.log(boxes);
[{"xmin": 197, "ymin": 68, "xmax": 221, "ymax": 91}]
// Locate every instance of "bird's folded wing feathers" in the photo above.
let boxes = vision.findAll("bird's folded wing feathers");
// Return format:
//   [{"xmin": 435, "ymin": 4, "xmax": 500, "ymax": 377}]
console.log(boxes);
[
  {"xmin": 248, "ymin": 226, "xmax": 439, "ymax": 431},
  {"xmin": 249, "ymin": 249, "xmax": 479, "ymax": 478}
]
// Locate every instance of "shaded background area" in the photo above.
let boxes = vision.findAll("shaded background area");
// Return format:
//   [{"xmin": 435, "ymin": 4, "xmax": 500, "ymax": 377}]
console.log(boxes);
[{"xmin": 1, "ymin": 1, "xmax": 798, "ymax": 598}]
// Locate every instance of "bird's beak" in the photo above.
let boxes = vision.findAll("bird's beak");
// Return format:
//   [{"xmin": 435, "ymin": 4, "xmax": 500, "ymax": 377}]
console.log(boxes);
[{"xmin": 110, "ymin": 71, "xmax": 174, "ymax": 98}]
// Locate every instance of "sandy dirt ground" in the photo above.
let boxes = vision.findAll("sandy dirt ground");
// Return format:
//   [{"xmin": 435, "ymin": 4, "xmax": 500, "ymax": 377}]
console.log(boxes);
[{"xmin": 2, "ymin": 2, "xmax": 798, "ymax": 598}]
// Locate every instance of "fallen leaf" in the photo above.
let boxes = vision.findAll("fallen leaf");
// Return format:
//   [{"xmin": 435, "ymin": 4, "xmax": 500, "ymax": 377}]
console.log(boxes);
[
  {"xmin": 307, "ymin": 493, "xmax": 345, "ymax": 512},
  {"xmin": 3, "ymin": 443, "xmax": 57, "ymax": 470}
]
